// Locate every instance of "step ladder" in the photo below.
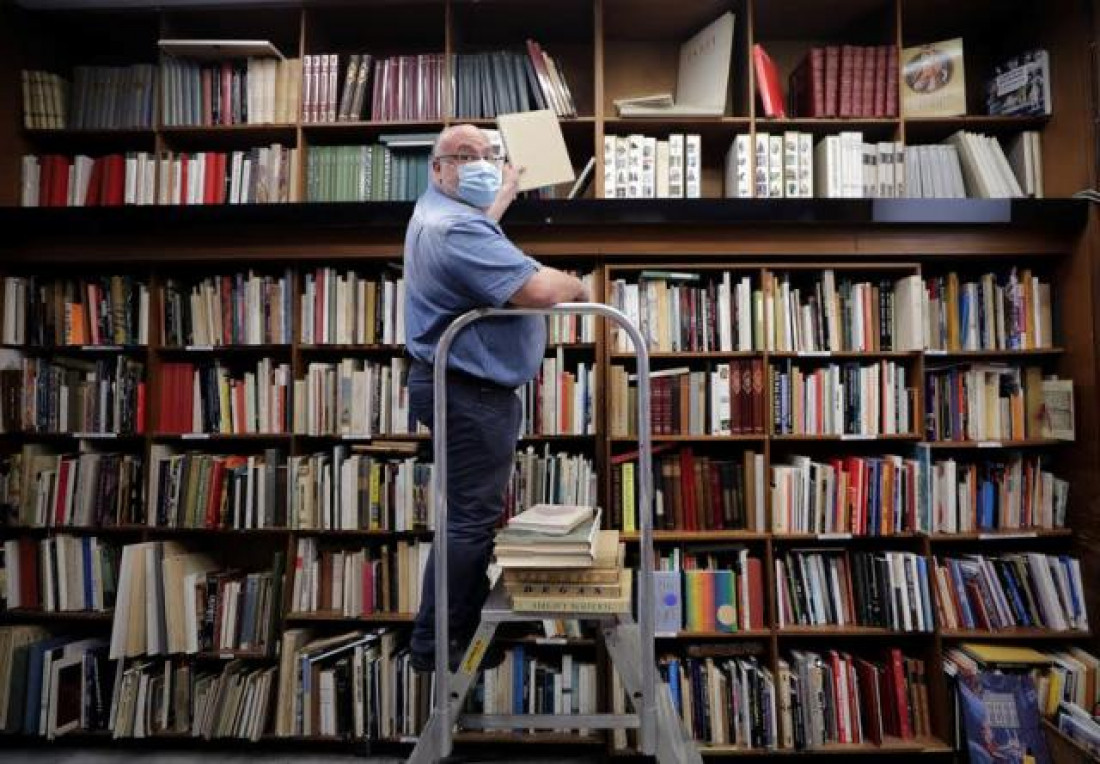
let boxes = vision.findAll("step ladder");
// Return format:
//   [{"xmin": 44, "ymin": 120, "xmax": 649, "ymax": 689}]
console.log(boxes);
[{"xmin": 407, "ymin": 303, "xmax": 703, "ymax": 764}]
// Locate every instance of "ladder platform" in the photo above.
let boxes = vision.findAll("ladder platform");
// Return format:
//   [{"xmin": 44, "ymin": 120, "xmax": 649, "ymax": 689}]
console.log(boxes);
[
  {"xmin": 458, "ymin": 713, "xmax": 641, "ymax": 730},
  {"xmin": 481, "ymin": 578, "xmax": 630, "ymax": 623}
]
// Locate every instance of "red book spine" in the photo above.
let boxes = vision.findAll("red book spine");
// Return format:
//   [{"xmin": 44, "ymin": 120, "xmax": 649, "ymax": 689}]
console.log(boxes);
[
  {"xmin": 829, "ymin": 651, "xmax": 848, "ymax": 742},
  {"xmin": 751, "ymin": 359, "xmax": 764, "ymax": 434},
  {"xmin": 861, "ymin": 46, "xmax": 876, "ymax": 117},
  {"xmin": 179, "ymin": 154, "xmax": 189, "ymax": 206},
  {"xmin": 850, "ymin": 46, "xmax": 865, "ymax": 116},
  {"xmin": 19, "ymin": 537, "xmax": 39, "ymax": 608},
  {"xmin": 747, "ymin": 557, "xmax": 764, "ymax": 630},
  {"xmin": 889, "ymin": 648, "xmax": 913, "ymax": 739},
  {"xmin": 680, "ymin": 447, "xmax": 696, "ymax": 531},
  {"xmin": 709, "ymin": 462, "xmax": 723, "ymax": 529},
  {"xmin": 873, "ymin": 45, "xmax": 888, "ymax": 117},
  {"xmin": 825, "ymin": 46, "xmax": 840, "ymax": 117},
  {"xmin": 52, "ymin": 155, "xmax": 71, "ymax": 207},
  {"xmin": 886, "ymin": 45, "xmax": 899, "ymax": 116},
  {"xmin": 53, "ymin": 459, "xmax": 69, "ymax": 525},
  {"xmin": 811, "ymin": 47, "xmax": 826, "ymax": 117},
  {"xmin": 839, "ymin": 45, "xmax": 854, "ymax": 117},
  {"xmin": 753, "ymin": 44, "xmax": 787, "ymax": 118},
  {"xmin": 205, "ymin": 460, "xmax": 225, "ymax": 528},
  {"xmin": 135, "ymin": 381, "xmax": 146, "ymax": 434}
]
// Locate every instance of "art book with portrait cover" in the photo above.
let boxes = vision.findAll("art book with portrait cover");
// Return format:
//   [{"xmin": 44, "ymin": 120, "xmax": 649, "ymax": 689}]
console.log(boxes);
[
  {"xmin": 901, "ymin": 37, "xmax": 966, "ymax": 117},
  {"xmin": 959, "ymin": 671, "xmax": 1050, "ymax": 764}
]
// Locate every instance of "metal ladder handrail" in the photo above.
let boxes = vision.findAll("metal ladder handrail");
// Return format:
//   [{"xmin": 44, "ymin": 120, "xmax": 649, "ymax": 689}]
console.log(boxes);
[{"xmin": 430, "ymin": 302, "xmax": 656, "ymax": 758}]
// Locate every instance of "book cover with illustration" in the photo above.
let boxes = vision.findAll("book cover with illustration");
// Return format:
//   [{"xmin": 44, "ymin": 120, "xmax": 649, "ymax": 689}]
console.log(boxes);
[
  {"xmin": 958, "ymin": 671, "xmax": 1050, "ymax": 764},
  {"xmin": 901, "ymin": 38, "xmax": 966, "ymax": 117}
]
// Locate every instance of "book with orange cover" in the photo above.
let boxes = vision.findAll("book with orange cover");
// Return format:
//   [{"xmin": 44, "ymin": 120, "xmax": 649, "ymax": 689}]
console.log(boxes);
[{"xmin": 753, "ymin": 44, "xmax": 787, "ymax": 118}]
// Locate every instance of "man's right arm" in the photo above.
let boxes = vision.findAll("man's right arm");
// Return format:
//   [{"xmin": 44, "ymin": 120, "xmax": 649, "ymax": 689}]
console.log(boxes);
[{"xmin": 508, "ymin": 267, "xmax": 591, "ymax": 308}]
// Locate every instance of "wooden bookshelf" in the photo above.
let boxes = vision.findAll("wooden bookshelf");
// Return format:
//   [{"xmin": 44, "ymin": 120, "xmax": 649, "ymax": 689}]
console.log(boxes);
[{"xmin": 0, "ymin": 0, "xmax": 1095, "ymax": 758}]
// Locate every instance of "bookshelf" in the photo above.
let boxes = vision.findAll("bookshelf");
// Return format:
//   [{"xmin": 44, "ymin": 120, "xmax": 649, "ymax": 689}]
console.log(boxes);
[{"xmin": 0, "ymin": 0, "xmax": 1097, "ymax": 758}]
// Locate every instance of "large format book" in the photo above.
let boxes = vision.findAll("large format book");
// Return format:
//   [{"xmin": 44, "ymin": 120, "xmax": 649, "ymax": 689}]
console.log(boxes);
[
  {"xmin": 510, "ymin": 568, "xmax": 632, "ymax": 613},
  {"xmin": 617, "ymin": 12, "xmax": 735, "ymax": 117},
  {"xmin": 502, "ymin": 531, "xmax": 622, "ymax": 585},
  {"xmin": 494, "ymin": 511, "xmax": 601, "ymax": 567},
  {"xmin": 506, "ymin": 503, "xmax": 593, "ymax": 536},
  {"xmin": 497, "ymin": 109, "xmax": 575, "ymax": 192},
  {"xmin": 901, "ymin": 38, "xmax": 966, "ymax": 117},
  {"xmin": 986, "ymin": 49, "xmax": 1051, "ymax": 116}
]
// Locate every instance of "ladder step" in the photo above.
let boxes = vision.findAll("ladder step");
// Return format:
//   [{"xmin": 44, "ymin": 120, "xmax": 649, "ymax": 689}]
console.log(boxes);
[{"xmin": 458, "ymin": 713, "xmax": 640, "ymax": 730}]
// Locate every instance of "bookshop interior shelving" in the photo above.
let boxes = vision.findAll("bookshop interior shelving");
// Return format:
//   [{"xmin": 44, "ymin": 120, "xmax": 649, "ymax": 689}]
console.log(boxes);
[{"xmin": 0, "ymin": 0, "xmax": 1098, "ymax": 759}]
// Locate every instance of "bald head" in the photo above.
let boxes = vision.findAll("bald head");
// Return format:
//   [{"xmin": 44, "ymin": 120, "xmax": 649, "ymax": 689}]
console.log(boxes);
[{"xmin": 431, "ymin": 124, "xmax": 494, "ymax": 200}]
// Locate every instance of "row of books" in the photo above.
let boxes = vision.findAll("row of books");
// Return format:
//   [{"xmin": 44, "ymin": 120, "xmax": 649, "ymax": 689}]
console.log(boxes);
[
  {"xmin": 771, "ymin": 453, "xmax": 923, "ymax": 536},
  {"xmin": 728, "ymin": 132, "xmax": 817, "ymax": 199},
  {"xmin": 108, "ymin": 542, "xmax": 285, "ymax": 658},
  {"xmin": 925, "ymin": 268, "xmax": 1054, "ymax": 351},
  {"xmin": 305, "ymin": 140, "xmax": 430, "ymax": 203},
  {"xmin": 771, "ymin": 359, "xmax": 914, "ymax": 437},
  {"xmin": 930, "ymin": 455, "xmax": 1068, "ymax": 534},
  {"xmin": 148, "ymin": 448, "xmax": 286, "ymax": 530},
  {"xmin": 764, "ymin": 271, "xmax": 923, "ymax": 353},
  {"xmin": 9, "ymin": 356, "xmax": 145, "ymax": 435},
  {"xmin": 470, "ymin": 647, "xmax": 597, "ymax": 733},
  {"xmin": 156, "ymin": 359, "xmax": 291, "ymax": 435},
  {"xmin": 610, "ymin": 270, "xmax": 758, "ymax": 353},
  {"xmin": 779, "ymin": 649, "xmax": 929, "ymax": 748},
  {"xmin": 23, "ymin": 65, "xmax": 158, "ymax": 130},
  {"xmin": 369, "ymin": 54, "xmax": 446, "ymax": 123},
  {"xmin": 904, "ymin": 133, "xmax": 1044, "ymax": 199},
  {"xmin": 274, "ymin": 629, "xmax": 429, "ymax": 739},
  {"xmin": 288, "ymin": 445, "xmax": 430, "ymax": 533},
  {"xmin": 923, "ymin": 365, "xmax": 1058, "ymax": 442},
  {"xmin": 300, "ymin": 268, "xmax": 406, "ymax": 347},
  {"xmin": 302, "ymin": 53, "xmax": 367, "ymax": 123},
  {"xmin": 21, "ymin": 153, "xmax": 156, "ymax": 208},
  {"xmin": 156, "ymin": 146, "xmax": 298, "ymax": 205},
  {"xmin": 1, "ymin": 535, "xmax": 118, "ymax": 613},
  {"xmin": 776, "ymin": 549, "xmax": 934, "ymax": 631},
  {"xmin": 505, "ymin": 447, "xmax": 596, "ymax": 521},
  {"xmin": 0, "ymin": 629, "xmax": 113, "ymax": 737},
  {"xmin": 1, "ymin": 275, "xmax": 149, "ymax": 348},
  {"xmin": 784, "ymin": 45, "xmax": 900, "ymax": 118},
  {"xmin": 111, "ymin": 657, "xmax": 275, "ymax": 740},
  {"xmin": 290, "ymin": 538, "xmax": 428, "ymax": 617},
  {"xmin": 293, "ymin": 359, "xmax": 410, "ymax": 438},
  {"xmin": 520, "ymin": 357, "xmax": 596, "ymax": 436},
  {"xmin": 602, "ymin": 134, "xmax": 701, "ymax": 199},
  {"xmin": 161, "ymin": 56, "xmax": 300, "ymax": 127},
  {"xmin": 162, "ymin": 272, "xmax": 293, "ymax": 347},
  {"xmin": 8, "ymin": 450, "xmax": 144, "ymax": 529},
  {"xmin": 933, "ymin": 552, "xmax": 1088, "ymax": 632},
  {"xmin": 452, "ymin": 43, "xmax": 578, "ymax": 119},
  {"xmin": 610, "ymin": 448, "xmax": 765, "ymax": 533},
  {"xmin": 609, "ymin": 362, "xmax": 767, "ymax": 437},
  {"xmin": 22, "ymin": 148, "xmax": 300, "ymax": 207},
  {"xmin": 652, "ymin": 548, "xmax": 765, "ymax": 633}
]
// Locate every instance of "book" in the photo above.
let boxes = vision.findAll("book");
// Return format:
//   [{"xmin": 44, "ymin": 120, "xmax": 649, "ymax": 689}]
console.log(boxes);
[
  {"xmin": 753, "ymin": 44, "xmax": 786, "ymax": 118},
  {"xmin": 494, "ymin": 511, "xmax": 601, "ymax": 562},
  {"xmin": 1040, "ymin": 378, "xmax": 1074, "ymax": 440},
  {"xmin": 987, "ymin": 49, "xmax": 1051, "ymax": 117},
  {"xmin": 959, "ymin": 671, "xmax": 1051, "ymax": 764},
  {"xmin": 901, "ymin": 38, "xmax": 966, "ymax": 117},
  {"xmin": 506, "ymin": 503, "xmax": 594, "ymax": 535},
  {"xmin": 497, "ymin": 109, "xmax": 576, "ymax": 192},
  {"xmin": 510, "ymin": 568, "xmax": 631, "ymax": 613},
  {"xmin": 501, "ymin": 531, "xmax": 622, "ymax": 584}
]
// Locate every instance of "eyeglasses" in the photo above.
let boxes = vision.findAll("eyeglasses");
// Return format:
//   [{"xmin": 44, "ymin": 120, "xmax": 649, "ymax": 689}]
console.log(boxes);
[{"xmin": 435, "ymin": 152, "xmax": 505, "ymax": 165}]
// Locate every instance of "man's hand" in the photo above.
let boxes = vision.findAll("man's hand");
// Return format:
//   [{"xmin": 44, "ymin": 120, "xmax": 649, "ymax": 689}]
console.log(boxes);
[
  {"xmin": 575, "ymin": 281, "xmax": 593, "ymax": 302},
  {"xmin": 487, "ymin": 163, "xmax": 524, "ymax": 222}
]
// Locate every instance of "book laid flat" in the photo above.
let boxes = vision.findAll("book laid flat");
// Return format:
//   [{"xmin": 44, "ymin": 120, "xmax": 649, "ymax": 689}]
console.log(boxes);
[
  {"xmin": 496, "ymin": 109, "xmax": 575, "ymax": 192},
  {"xmin": 510, "ymin": 568, "xmax": 632, "ymax": 613},
  {"xmin": 502, "ymin": 531, "xmax": 623, "ymax": 586},
  {"xmin": 493, "ymin": 509, "xmax": 601, "ymax": 567},
  {"xmin": 506, "ymin": 503, "xmax": 593, "ymax": 535}
]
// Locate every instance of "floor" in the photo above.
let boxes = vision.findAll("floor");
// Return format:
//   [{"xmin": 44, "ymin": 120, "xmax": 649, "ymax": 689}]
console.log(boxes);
[{"xmin": 0, "ymin": 750, "xmax": 607, "ymax": 763}]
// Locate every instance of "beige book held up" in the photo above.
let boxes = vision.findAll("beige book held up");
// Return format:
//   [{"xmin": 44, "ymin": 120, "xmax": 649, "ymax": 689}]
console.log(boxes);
[{"xmin": 496, "ymin": 109, "xmax": 575, "ymax": 192}]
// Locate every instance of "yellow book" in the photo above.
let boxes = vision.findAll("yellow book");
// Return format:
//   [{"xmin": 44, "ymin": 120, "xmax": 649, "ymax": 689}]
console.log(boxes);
[
  {"xmin": 946, "ymin": 273, "xmax": 960, "ymax": 349},
  {"xmin": 364, "ymin": 281, "xmax": 377, "ymax": 345},
  {"xmin": 623, "ymin": 462, "xmax": 636, "ymax": 533},
  {"xmin": 960, "ymin": 643, "xmax": 1051, "ymax": 666},
  {"xmin": 218, "ymin": 374, "xmax": 232, "ymax": 434},
  {"xmin": 510, "ymin": 568, "xmax": 632, "ymax": 613}
]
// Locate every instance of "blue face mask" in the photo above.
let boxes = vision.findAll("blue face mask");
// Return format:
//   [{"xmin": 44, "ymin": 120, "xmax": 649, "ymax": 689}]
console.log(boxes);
[{"xmin": 456, "ymin": 160, "xmax": 501, "ymax": 208}]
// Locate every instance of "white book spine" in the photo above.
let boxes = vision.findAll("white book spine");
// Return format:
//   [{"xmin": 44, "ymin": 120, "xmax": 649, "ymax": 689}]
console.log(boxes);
[
  {"xmin": 797, "ymin": 132, "xmax": 813, "ymax": 198},
  {"xmin": 767, "ymin": 134, "xmax": 783, "ymax": 198},
  {"xmin": 667, "ymin": 134, "xmax": 684, "ymax": 198},
  {"xmin": 754, "ymin": 133, "xmax": 769, "ymax": 198},
  {"xmin": 602, "ymin": 135, "xmax": 616, "ymax": 199},
  {"xmin": 685, "ymin": 134, "xmax": 701, "ymax": 198},
  {"xmin": 783, "ymin": 132, "xmax": 799, "ymax": 198},
  {"xmin": 626, "ymin": 134, "xmax": 643, "ymax": 198}
]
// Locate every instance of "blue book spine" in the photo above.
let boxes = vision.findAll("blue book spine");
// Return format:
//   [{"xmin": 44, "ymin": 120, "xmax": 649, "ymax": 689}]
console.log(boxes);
[
  {"xmin": 916, "ymin": 556, "xmax": 935, "ymax": 631},
  {"xmin": 668, "ymin": 658, "xmax": 682, "ymax": 715},
  {"xmin": 82, "ymin": 538, "xmax": 93, "ymax": 610},
  {"xmin": 512, "ymin": 645, "xmax": 525, "ymax": 715}
]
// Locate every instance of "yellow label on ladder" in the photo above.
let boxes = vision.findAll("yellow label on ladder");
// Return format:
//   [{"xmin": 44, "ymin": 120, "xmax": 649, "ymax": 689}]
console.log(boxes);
[{"xmin": 461, "ymin": 636, "xmax": 489, "ymax": 674}]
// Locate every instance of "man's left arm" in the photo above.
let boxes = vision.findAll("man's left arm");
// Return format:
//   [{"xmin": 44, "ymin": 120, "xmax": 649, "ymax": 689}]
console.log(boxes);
[{"xmin": 486, "ymin": 164, "xmax": 523, "ymax": 223}]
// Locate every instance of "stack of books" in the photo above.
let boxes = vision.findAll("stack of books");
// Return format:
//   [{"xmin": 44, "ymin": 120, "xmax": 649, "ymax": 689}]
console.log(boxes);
[{"xmin": 494, "ymin": 505, "xmax": 628, "ymax": 614}]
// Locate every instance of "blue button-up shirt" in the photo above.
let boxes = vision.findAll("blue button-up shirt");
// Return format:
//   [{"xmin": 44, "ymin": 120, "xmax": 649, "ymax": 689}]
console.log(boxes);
[{"xmin": 403, "ymin": 184, "xmax": 546, "ymax": 388}]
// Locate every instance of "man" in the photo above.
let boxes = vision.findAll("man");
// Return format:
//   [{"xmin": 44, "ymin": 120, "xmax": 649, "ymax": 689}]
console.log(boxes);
[{"xmin": 404, "ymin": 124, "xmax": 590, "ymax": 672}]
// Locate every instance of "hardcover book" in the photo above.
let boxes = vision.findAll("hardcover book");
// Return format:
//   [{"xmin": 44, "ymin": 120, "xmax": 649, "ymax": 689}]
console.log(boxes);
[{"xmin": 901, "ymin": 38, "xmax": 966, "ymax": 117}]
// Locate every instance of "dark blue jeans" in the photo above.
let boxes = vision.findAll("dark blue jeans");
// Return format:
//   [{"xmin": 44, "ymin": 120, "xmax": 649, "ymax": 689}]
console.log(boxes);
[{"xmin": 408, "ymin": 364, "xmax": 520, "ymax": 657}]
